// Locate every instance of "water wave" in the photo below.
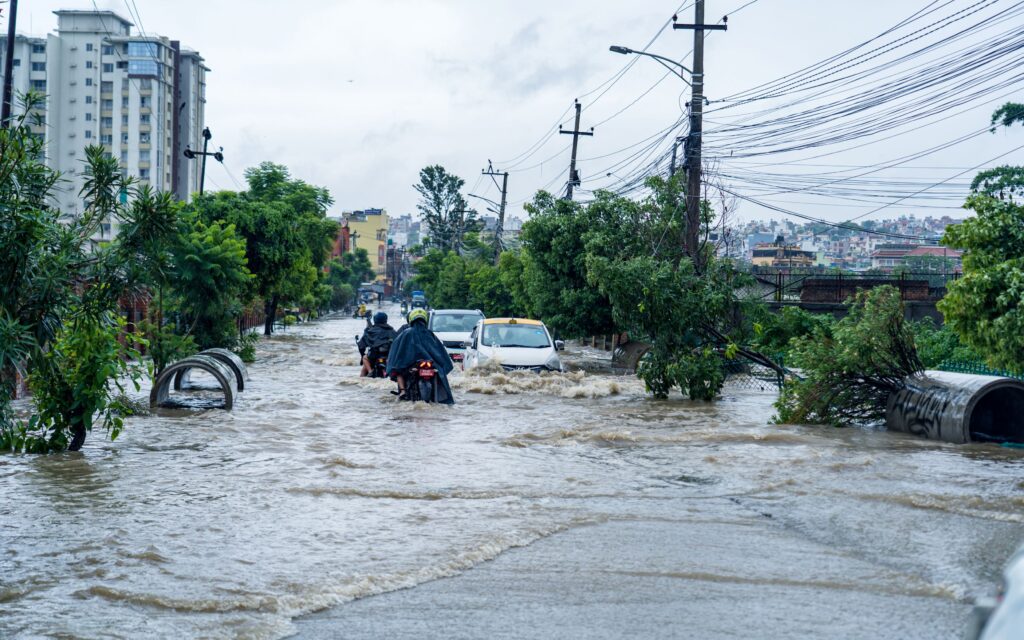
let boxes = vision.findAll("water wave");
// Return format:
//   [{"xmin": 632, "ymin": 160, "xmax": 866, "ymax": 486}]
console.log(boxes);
[
  {"xmin": 77, "ymin": 519, "xmax": 590, "ymax": 634},
  {"xmin": 454, "ymin": 365, "xmax": 628, "ymax": 398}
]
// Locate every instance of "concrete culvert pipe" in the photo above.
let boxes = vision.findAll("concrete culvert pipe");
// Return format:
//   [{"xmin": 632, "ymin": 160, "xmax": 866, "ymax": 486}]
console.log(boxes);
[
  {"xmin": 197, "ymin": 348, "xmax": 248, "ymax": 391},
  {"xmin": 886, "ymin": 371, "xmax": 1024, "ymax": 444},
  {"xmin": 151, "ymin": 355, "xmax": 236, "ymax": 410}
]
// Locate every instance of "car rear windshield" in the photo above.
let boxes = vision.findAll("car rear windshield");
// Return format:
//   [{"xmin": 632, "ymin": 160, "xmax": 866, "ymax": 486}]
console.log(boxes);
[
  {"xmin": 430, "ymin": 313, "xmax": 483, "ymax": 333},
  {"xmin": 481, "ymin": 324, "xmax": 550, "ymax": 348}
]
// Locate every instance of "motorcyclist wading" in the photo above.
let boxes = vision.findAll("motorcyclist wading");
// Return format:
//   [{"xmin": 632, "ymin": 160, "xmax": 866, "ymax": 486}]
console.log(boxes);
[
  {"xmin": 386, "ymin": 308, "xmax": 455, "ymax": 404},
  {"xmin": 357, "ymin": 312, "xmax": 396, "ymax": 378}
]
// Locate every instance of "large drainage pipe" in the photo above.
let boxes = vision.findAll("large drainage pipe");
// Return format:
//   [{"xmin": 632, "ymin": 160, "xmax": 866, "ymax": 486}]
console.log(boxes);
[
  {"xmin": 151, "ymin": 355, "xmax": 236, "ymax": 410},
  {"xmin": 173, "ymin": 348, "xmax": 248, "ymax": 392},
  {"xmin": 886, "ymin": 371, "xmax": 1024, "ymax": 444}
]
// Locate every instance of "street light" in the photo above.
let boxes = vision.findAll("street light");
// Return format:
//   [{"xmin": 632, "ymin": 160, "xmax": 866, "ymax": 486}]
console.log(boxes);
[
  {"xmin": 609, "ymin": 45, "xmax": 692, "ymax": 86},
  {"xmin": 467, "ymin": 193, "xmax": 500, "ymax": 208}
]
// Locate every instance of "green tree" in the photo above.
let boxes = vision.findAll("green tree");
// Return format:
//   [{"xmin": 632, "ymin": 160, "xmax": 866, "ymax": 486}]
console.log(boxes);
[
  {"xmin": 413, "ymin": 165, "xmax": 479, "ymax": 253},
  {"xmin": 939, "ymin": 194, "xmax": 1024, "ymax": 372},
  {"xmin": 171, "ymin": 215, "xmax": 252, "ymax": 350},
  {"xmin": 519, "ymin": 191, "xmax": 617, "ymax": 338},
  {"xmin": 0, "ymin": 108, "xmax": 150, "ymax": 452},
  {"xmin": 990, "ymin": 102, "xmax": 1024, "ymax": 131},
  {"xmin": 776, "ymin": 286, "xmax": 923, "ymax": 426},
  {"xmin": 191, "ymin": 163, "xmax": 336, "ymax": 335}
]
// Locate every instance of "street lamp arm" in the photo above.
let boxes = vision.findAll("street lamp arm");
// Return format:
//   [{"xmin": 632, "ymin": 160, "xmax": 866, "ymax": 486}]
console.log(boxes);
[
  {"xmin": 467, "ymin": 193, "xmax": 500, "ymax": 208},
  {"xmin": 608, "ymin": 46, "xmax": 692, "ymax": 86}
]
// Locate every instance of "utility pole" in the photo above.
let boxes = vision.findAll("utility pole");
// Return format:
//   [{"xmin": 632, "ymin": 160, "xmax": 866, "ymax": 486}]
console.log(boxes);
[
  {"xmin": 482, "ymin": 163, "xmax": 509, "ymax": 264},
  {"xmin": 1, "ymin": 0, "xmax": 20, "ymax": 128},
  {"xmin": 559, "ymin": 99, "xmax": 594, "ymax": 200},
  {"xmin": 183, "ymin": 126, "xmax": 224, "ymax": 195},
  {"xmin": 675, "ymin": 2, "xmax": 726, "ymax": 270}
]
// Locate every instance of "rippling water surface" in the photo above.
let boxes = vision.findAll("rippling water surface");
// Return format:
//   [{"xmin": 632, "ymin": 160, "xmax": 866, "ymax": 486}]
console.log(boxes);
[{"xmin": 2, "ymin": 309, "xmax": 1022, "ymax": 639}]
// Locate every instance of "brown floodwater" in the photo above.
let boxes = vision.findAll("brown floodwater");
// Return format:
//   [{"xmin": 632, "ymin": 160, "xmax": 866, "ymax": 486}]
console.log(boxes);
[{"xmin": 1, "ymin": 308, "xmax": 1021, "ymax": 639}]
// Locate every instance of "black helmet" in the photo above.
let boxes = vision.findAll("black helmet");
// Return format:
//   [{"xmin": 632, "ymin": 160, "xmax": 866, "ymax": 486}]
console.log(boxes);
[{"xmin": 373, "ymin": 311, "xmax": 388, "ymax": 325}]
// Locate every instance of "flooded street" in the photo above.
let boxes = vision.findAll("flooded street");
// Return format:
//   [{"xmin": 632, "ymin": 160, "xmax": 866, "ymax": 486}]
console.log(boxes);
[{"xmin": 2, "ymin": 308, "xmax": 1022, "ymax": 639}]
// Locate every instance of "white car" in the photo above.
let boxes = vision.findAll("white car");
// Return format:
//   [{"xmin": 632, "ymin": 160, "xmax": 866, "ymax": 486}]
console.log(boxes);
[
  {"xmin": 463, "ymin": 318, "xmax": 564, "ymax": 373},
  {"xmin": 968, "ymin": 542, "xmax": 1024, "ymax": 640},
  {"xmin": 429, "ymin": 309, "xmax": 485, "ymax": 366}
]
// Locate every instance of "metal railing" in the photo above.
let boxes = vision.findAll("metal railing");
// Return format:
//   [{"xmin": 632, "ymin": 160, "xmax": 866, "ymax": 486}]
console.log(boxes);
[
  {"xmin": 937, "ymin": 359, "xmax": 1024, "ymax": 381},
  {"xmin": 751, "ymin": 269, "xmax": 960, "ymax": 303}
]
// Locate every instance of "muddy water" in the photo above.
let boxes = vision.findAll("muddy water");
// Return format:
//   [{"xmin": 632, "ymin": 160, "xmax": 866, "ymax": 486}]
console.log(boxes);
[{"xmin": 1, "ymin": 309, "xmax": 1022, "ymax": 639}]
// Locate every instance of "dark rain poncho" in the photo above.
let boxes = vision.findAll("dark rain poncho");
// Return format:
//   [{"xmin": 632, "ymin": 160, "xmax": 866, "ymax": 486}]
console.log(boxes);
[{"xmin": 385, "ymin": 323, "xmax": 455, "ymax": 404}]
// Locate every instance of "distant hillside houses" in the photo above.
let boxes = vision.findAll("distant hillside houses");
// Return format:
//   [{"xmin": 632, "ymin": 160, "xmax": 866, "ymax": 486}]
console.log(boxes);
[{"xmin": 731, "ymin": 214, "xmax": 963, "ymax": 271}]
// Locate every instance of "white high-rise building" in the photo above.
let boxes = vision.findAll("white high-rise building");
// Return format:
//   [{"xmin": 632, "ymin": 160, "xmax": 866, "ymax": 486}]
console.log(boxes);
[
  {"xmin": 0, "ymin": 34, "xmax": 50, "ymax": 142},
  {"xmin": 0, "ymin": 10, "xmax": 208, "ymax": 237}
]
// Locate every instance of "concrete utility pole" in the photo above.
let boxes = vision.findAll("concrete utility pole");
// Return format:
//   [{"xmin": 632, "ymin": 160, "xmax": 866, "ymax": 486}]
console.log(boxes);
[
  {"xmin": 675, "ymin": 2, "xmax": 726, "ymax": 270},
  {"xmin": 1, "ymin": 0, "xmax": 20, "ymax": 128},
  {"xmin": 559, "ymin": 99, "xmax": 594, "ymax": 200},
  {"xmin": 183, "ymin": 127, "xmax": 224, "ymax": 195},
  {"xmin": 482, "ymin": 164, "xmax": 509, "ymax": 265}
]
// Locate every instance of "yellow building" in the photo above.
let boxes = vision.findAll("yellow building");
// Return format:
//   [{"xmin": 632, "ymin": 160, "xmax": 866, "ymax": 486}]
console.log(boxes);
[{"xmin": 343, "ymin": 209, "xmax": 390, "ymax": 277}]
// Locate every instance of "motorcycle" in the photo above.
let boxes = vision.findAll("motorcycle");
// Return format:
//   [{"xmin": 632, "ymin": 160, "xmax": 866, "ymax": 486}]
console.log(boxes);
[
  {"xmin": 355, "ymin": 336, "xmax": 389, "ymax": 379},
  {"xmin": 401, "ymin": 360, "xmax": 439, "ymax": 403}
]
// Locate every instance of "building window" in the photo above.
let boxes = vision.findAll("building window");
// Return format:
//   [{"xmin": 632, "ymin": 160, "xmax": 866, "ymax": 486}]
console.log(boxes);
[
  {"xmin": 139, "ymin": 168, "xmax": 150, "ymax": 180},
  {"xmin": 102, "ymin": 45, "xmax": 114, "ymax": 55},
  {"xmin": 121, "ymin": 115, "xmax": 128, "ymax": 126},
  {"xmin": 86, "ymin": 43, "xmax": 94, "ymax": 52},
  {"xmin": 100, "ymin": 134, "xmax": 112, "ymax": 145},
  {"xmin": 139, "ymin": 133, "xmax": 151, "ymax": 144},
  {"xmin": 140, "ymin": 114, "xmax": 150, "ymax": 124},
  {"xmin": 12, "ymin": 59, "xmax": 19, "ymax": 67},
  {"xmin": 102, "ymin": 63, "xmax": 113, "ymax": 73},
  {"xmin": 140, "ymin": 96, "xmax": 151, "ymax": 109},
  {"xmin": 101, "ymin": 81, "xmax": 113, "ymax": 93},
  {"xmin": 30, "ymin": 80, "xmax": 45, "ymax": 91},
  {"xmin": 32, "ymin": 44, "xmax": 45, "ymax": 54},
  {"xmin": 32, "ymin": 61, "xmax": 46, "ymax": 71},
  {"xmin": 121, "ymin": 96, "xmax": 128, "ymax": 108},
  {"xmin": 128, "ymin": 60, "xmax": 159, "ymax": 77},
  {"xmin": 121, "ymin": 133, "xmax": 128, "ymax": 143},
  {"xmin": 84, "ymin": 130, "xmax": 92, "ymax": 139},
  {"xmin": 85, "ymin": 95, "xmax": 93, "ymax": 104},
  {"xmin": 101, "ymin": 117, "xmax": 112, "ymax": 128},
  {"xmin": 139, "ymin": 150, "xmax": 150, "ymax": 162},
  {"xmin": 85, "ymin": 61, "xmax": 93, "ymax": 69},
  {"xmin": 139, "ymin": 78, "xmax": 152, "ymax": 90},
  {"xmin": 116, "ymin": 61, "xmax": 127, "ymax": 70},
  {"xmin": 85, "ymin": 113, "xmax": 93, "ymax": 121},
  {"xmin": 85, "ymin": 78, "xmax": 93, "ymax": 86},
  {"xmin": 128, "ymin": 42, "xmax": 159, "ymax": 58},
  {"xmin": 102, "ymin": 99, "xmax": 113, "ymax": 110},
  {"xmin": 120, "ymin": 151, "xmax": 127, "ymax": 163}
]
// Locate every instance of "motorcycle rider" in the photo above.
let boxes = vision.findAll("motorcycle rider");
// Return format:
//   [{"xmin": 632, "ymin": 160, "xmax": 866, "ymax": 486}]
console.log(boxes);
[
  {"xmin": 386, "ymin": 308, "xmax": 454, "ymax": 403},
  {"xmin": 358, "ymin": 312, "xmax": 397, "ymax": 377}
]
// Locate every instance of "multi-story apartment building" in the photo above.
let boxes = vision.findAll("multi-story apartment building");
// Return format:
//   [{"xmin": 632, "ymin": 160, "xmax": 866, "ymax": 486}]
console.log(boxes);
[
  {"xmin": 0, "ymin": 34, "xmax": 50, "ymax": 142},
  {"xmin": 343, "ymin": 209, "xmax": 390, "ymax": 276},
  {"xmin": 0, "ymin": 10, "xmax": 208, "ymax": 237}
]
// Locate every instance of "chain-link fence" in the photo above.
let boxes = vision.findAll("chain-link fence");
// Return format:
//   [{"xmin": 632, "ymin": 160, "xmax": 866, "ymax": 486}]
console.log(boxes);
[{"xmin": 721, "ymin": 355, "xmax": 786, "ymax": 392}]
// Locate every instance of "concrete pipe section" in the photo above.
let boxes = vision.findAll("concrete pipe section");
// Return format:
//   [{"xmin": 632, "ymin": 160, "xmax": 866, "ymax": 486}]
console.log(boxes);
[
  {"xmin": 150, "ymin": 355, "xmax": 237, "ymax": 410},
  {"xmin": 886, "ymin": 371, "xmax": 1024, "ymax": 444},
  {"xmin": 173, "ymin": 348, "xmax": 248, "ymax": 392}
]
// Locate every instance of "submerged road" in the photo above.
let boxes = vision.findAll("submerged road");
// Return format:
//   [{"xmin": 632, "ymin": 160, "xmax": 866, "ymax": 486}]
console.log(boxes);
[{"xmin": 1, "ymin": 308, "xmax": 1021, "ymax": 639}]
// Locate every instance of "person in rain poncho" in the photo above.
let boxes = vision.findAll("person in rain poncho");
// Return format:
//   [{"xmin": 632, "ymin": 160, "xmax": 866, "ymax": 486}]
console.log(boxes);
[{"xmin": 385, "ymin": 309, "xmax": 454, "ymax": 404}]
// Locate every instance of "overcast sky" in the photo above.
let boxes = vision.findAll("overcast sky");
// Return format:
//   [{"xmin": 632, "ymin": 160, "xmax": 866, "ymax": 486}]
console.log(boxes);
[{"xmin": 19, "ymin": 1, "xmax": 1024, "ymax": 224}]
